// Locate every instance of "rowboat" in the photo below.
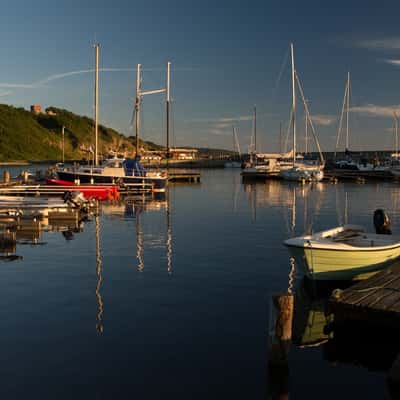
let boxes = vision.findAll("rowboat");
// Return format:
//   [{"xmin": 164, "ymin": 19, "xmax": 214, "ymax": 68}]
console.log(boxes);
[{"xmin": 284, "ymin": 224, "xmax": 400, "ymax": 281}]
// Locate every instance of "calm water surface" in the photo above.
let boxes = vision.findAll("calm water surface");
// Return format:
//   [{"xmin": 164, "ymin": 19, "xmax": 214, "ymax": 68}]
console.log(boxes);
[{"xmin": 0, "ymin": 167, "xmax": 398, "ymax": 399}]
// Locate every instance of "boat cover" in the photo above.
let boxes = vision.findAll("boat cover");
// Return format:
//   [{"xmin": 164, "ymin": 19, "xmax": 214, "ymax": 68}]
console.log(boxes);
[{"xmin": 123, "ymin": 159, "xmax": 147, "ymax": 177}]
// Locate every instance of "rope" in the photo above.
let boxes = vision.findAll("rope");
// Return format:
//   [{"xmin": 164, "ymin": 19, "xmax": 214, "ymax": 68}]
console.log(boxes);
[{"xmin": 288, "ymin": 256, "xmax": 295, "ymax": 294}]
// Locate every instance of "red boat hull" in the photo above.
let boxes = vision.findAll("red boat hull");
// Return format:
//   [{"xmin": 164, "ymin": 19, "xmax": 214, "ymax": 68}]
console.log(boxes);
[{"xmin": 46, "ymin": 178, "xmax": 119, "ymax": 201}]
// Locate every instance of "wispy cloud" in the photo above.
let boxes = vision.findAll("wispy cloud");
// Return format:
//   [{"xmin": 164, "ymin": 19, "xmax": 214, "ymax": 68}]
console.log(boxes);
[
  {"xmin": 384, "ymin": 59, "xmax": 400, "ymax": 66},
  {"xmin": 351, "ymin": 104, "xmax": 400, "ymax": 117},
  {"xmin": 0, "ymin": 66, "xmax": 196, "ymax": 91},
  {"xmin": 188, "ymin": 115, "xmax": 254, "ymax": 124},
  {"xmin": 310, "ymin": 114, "xmax": 336, "ymax": 126},
  {"xmin": 188, "ymin": 114, "xmax": 254, "ymax": 136},
  {"xmin": 208, "ymin": 128, "xmax": 231, "ymax": 136},
  {"xmin": 0, "ymin": 90, "xmax": 12, "ymax": 97},
  {"xmin": 0, "ymin": 67, "xmax": 138, "ymax": 89},
  {"xmin": 357, "ymin": 37, "xmax": 400, "ymax": 50}
]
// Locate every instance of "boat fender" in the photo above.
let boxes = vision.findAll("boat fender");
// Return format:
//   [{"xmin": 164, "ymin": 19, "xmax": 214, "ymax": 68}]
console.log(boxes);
[{"xmin": 373, "ymin": 209, "xmax": 392, "ymax": 234}]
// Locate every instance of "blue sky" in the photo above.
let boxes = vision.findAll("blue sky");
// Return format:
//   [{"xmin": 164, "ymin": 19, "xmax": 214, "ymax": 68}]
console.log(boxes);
[{"xmin": 1, "ymin": 0, "xmax": 400, "ymax": 152}]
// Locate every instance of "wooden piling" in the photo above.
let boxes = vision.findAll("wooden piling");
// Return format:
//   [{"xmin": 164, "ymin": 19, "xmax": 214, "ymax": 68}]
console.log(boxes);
[
  {"xmin": 267, "ymin": 293, "xmax": 294, "ymax": 400},
  {"xmin": 268, "ymin": 293, "xmax": 294, "ymax": 365},
  {"xmin": 3, "ymin": 170, "xmax": 10, "ymax": 184}
]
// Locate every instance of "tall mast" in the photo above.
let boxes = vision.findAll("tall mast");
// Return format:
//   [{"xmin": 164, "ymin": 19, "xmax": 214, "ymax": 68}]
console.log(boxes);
[
  {"xmin": 166, "ymin": 61, "xmax": 171, "ymax": 159},
  {"xmin": 94, "ymin": 44, "xmax": 100, "ymax": 166},
  {"xmin": 395, "ymin": 112, "xmax": 399, "ymax": 157},
  {"xmin": 305, "ymin": 111, "xmax": 308, "ymax": 154},
  {"xmin": 62, "ymin": 125, "xmax": 65, "ymax": 163},
  {"xmin": 290, "ymin": 43, "xmax": 296, "ymax": 166},
  {"xmin": 254, "ymin": 106, "xmax": 257, "ymax": 155},
  {"xmin": 279, "ymin": 122, "xmax": 282, "ymax": 154},
  {"xmin": 345, "ymin": 71, "xmax": 350, "ymax": 151},
  {"xmin": 135, "ymin": 64, "xmax": 142, "ymax": 159}
]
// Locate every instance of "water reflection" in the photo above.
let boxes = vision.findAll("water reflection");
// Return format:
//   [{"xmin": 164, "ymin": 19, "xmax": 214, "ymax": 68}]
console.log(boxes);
[
  {"xmin": 101, "ymin": 193, "xmax": 172, "ymax": 274},
  {"xmin": 0, "ymin": 210, "xmax": 86, "ymax": 261},
  {"xmin": 95, "ymin": 210, "xmax": 104, "ymax": 333}
]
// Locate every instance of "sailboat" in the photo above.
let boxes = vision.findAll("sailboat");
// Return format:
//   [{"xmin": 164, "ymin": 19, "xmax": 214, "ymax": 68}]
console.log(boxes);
[
  {"xmin": 224, "ymin": 126, "xmax": 242, "ymax": 168},
  {"xmin": 241, "ymin": 107, "xmax": 288, "ymax": 178},
  {"xmin": 56, "ymin": 46, "xmax": 167, "ymax": 193},
  {"xmin": 333, "ymin": 73, "xmax": 388, "ymax": 172},
  {"xmin": 280, "ymin": 43, "xmax": 325, "ymax": 182}
]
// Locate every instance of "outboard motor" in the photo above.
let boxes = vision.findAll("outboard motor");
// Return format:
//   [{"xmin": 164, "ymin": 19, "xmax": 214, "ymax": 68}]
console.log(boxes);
[
  {"xmin": 63, "ymin": 191, "xmax": 89, "ymax": 212},
  {"xmin": 374, "ymin": 209, "xmax": 392, "ymax": 234}
]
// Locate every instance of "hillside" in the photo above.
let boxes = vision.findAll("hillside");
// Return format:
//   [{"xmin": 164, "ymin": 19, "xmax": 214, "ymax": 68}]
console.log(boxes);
[{"xmin": 0, "ymin": 104, "xmax": 162, "ymax": 162}]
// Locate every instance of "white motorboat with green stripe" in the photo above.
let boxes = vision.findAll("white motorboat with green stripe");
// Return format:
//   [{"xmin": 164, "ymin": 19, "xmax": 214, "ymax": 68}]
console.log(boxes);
[{"xmin": 284, "ymin": 224, "xmax": 400, "ymax": 281}]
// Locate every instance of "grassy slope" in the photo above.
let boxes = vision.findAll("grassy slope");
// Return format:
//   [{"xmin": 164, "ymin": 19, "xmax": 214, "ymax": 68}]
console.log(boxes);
[{"xmin": 0, "ymin": 104, "xmax": 162, "ymax": 161}]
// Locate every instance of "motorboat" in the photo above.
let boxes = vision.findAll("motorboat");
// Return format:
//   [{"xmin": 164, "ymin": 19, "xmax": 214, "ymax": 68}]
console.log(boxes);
[
  {"xmin": 56, "ymin": 157, "xmax": 167, "ymax": 192},
  {"xmin": 46, "ymin": 178, "xmax": 119, "ymax": 201},
  {"xmin": 284, "ymin": 223, "xmax": 400, "ymax": 281}
]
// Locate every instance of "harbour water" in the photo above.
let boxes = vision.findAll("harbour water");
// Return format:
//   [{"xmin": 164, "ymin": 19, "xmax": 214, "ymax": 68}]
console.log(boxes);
[{"xmin": 0, "ymin": 166, "xmax": 398, "ymax": 398}]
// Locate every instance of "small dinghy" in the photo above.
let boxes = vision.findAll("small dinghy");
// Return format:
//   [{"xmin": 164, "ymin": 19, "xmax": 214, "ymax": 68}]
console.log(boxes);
[
  {"xmin": 284, "ymin": 209, "xmax": 400, "ymax": 281},
  {"xmin": 0, "ymin": 192, "xmax": 91, "ymax": 216}
]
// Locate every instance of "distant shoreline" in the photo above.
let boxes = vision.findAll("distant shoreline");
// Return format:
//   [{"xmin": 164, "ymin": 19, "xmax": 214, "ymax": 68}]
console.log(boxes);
[{"xmin": 0, "ymin": 161, "xmax": 30, "ymax": 166}]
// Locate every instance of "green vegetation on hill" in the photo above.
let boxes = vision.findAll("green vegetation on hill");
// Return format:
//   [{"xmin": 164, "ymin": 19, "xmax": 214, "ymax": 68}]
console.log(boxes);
[{"xmin": 0, "ymin": 104, "xmax": 162, "ymax": 162}]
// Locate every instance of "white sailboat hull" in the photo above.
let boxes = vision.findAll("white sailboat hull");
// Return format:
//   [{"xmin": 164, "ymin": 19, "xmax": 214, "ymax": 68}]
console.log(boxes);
[{"xmin": 280, "ymin": 165, "xmax": 324, "ymax": 182}]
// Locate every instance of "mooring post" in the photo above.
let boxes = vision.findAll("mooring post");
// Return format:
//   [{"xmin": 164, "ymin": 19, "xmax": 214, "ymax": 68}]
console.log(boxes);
[
  {"xmin": 267, "ymin": 293, "xmax": 294, "ymax": 400},
  {"xmin": 3, "ymin": 170, "xmax": 10, "ymax": 184},
  {"xmin": 23, "ymin": 170, "xmax": 29, "ymax": 184},
  {"xmin": 268, "ymin": 293, "xmax": 294, "ymax": 365}
]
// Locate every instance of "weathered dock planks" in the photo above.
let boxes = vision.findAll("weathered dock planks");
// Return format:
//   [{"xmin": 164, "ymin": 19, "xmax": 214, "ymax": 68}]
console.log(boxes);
[{"xmin": 328, "ymin": 261, "xmax": 400, "ymax": 326}]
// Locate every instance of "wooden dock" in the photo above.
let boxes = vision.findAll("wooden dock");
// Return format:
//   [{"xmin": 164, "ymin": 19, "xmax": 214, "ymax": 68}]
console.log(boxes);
[
  {"xmin": 328, "ymin": 261, "xmax": 400, "ymax": 327},
  {"xmin": 167, "ymin": 171, "xmax": 201, "ymax": 183},
  {"xmin": 324, "ymin": 169, "xmax": 394, "ymax": 182}
]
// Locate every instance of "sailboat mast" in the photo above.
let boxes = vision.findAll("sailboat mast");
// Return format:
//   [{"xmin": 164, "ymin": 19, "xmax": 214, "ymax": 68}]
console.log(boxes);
[
  {"xmin": 395, "ymin": 112, "xmax": 399, "ymax": 157},
  {"xmin": 305, "ymin": 112, "xmax": 308, "ymax": 154},
  {"xmin": 254, "ymin": 106, "xmax": 257, "ymax": 155},
  {"xmin": 290, "ymin": 43, "xmax": 296, "ymax": 166},
  {"xmin": 135, "ymin": 64, "xmax": 142, "ymax": 159},
  {"xmin": 345, "ymin": 72, "xmax": 350, "ymax": 151},
  {"xmin": 166, "ymin": 61, "xmax": 171, "ymax": 158},
  {"xmin": 94, "ymin": 43, "xmax": 99, "ymax": 166}
]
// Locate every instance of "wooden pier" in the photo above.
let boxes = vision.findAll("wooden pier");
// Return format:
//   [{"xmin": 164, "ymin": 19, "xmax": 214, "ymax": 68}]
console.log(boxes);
[
  {"xmin": 324, "ymin": 169, "xmax": 394, "ymax": 182},
  {"xmin": 328, "ymin": 261, "xmax": 400, "ymax": 327},
  {"xmin": 167, "ymin": 171, "xmax": 201, "ymax": 183}
]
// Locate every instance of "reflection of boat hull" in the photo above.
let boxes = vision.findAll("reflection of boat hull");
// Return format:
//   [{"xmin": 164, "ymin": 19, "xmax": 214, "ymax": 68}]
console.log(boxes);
[
  {"xmin": 46, "ymin": 178, "xmax": 119, "ymax": 200},
  {"xmin": 285, "ymin": 225, "xmax": 400, "ymax": 280},
  {"xmin": 281, "ymin": 166, "xmax": 324, "ymax": 182},
  {"xmin": 57, "ymin": 171, "xmax": 167, "ymax": 192},
  {"xmin": 224, "ymin": 161, "xmax": 242, "ymax": 168}
]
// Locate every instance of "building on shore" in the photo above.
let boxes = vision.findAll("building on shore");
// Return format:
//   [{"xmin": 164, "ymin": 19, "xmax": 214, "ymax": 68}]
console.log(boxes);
[
  {"xmin": 30, "ymin": 104, "xmax": 42, "ymax": 114},
  {"xmin": 45, "ymin": 107, "xmax": 57, "ymax": 116},
  {"xmin": 169, "ymin": 148, "xmax": 198, "ymax": 160}
]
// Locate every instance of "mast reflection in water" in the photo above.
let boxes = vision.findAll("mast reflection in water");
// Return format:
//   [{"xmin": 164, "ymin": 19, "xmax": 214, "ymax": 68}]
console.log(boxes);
[{"xmin": 101, "ymin": 192, "xmax": 172, "ymax": 274}]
